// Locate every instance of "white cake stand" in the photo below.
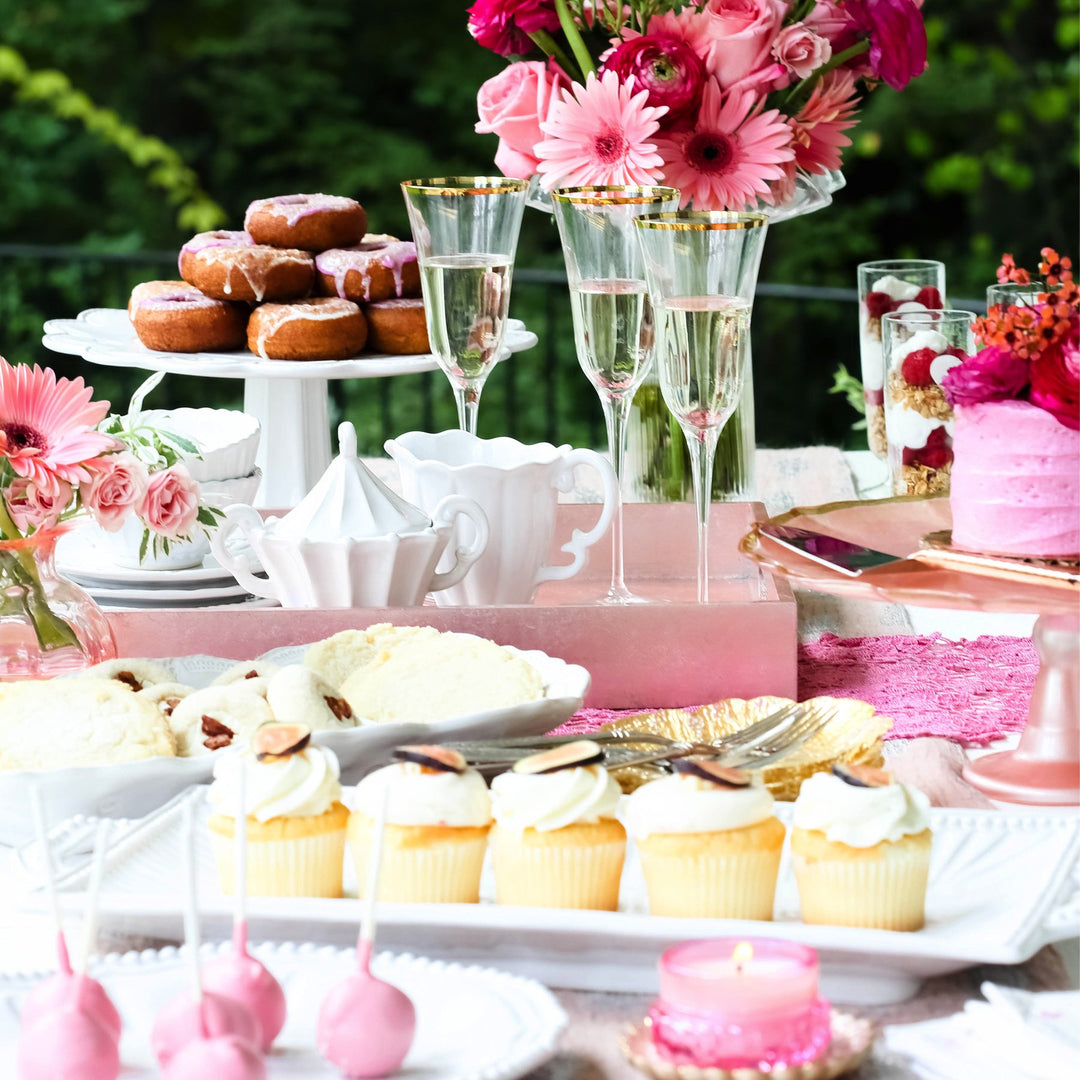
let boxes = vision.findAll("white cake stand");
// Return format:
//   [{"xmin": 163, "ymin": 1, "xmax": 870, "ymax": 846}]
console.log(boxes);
[{"xmin": 43, "ymin": 308, "xmax": 538, "ymax": 508}]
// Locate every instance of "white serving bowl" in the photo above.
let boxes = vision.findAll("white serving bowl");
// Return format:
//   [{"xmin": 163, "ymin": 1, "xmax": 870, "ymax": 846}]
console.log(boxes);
[{"xmin": 138, "ymin": 408, "xmax": 260, "ymax": 482}]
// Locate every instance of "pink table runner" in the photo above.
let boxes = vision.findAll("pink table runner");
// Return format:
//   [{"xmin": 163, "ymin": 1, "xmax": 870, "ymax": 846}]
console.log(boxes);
[{"xmin": 554, "ymin": 633, "xmax": 1037, "ymax": 746}]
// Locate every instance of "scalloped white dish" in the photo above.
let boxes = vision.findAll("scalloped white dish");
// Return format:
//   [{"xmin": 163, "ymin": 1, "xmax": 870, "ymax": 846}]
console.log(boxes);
[
  {"xmin": 0, "ymin": 643, "xmax": 589, "ymax": 846},
  {"xmin": 21, "ymin": 798, "xmax": 1080, "ymax": 1006},
  {"xmin": 0, "ymin": 942, "xmax": 567, "ymax": 1079},
  {"xmin": 42, "ymin": 308, "xmax": 538, "ymax": 379}
]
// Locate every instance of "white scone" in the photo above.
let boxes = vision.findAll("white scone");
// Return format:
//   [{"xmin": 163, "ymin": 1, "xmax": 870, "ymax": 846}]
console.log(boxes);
[
  {"xmin": 303, "ymin": 623, "xmax": 439, "ymax": 690},
  {"xmin": 0, "ymin": 679, "xmax": 177, "ymax": 770},
  {"xmin": 265, "ymin": 665, "xmax": 360, "ymax": 729},
  {"xmin": 210, "ymin": 660, "xmax": 281, "ymax": 688},
  {"xmin": 339, "ymin": 631, "xmax": 544, "ymax": 725},
  {"xmin": 84, "ymin": 657, "xmax": 175, "ymax": 692},
  {"xmin": 136, "ymin": 681, "xmax": 196, "ymax": 718},
  {"xmin": 168, "ymin": 684, "xmax": 273, "ymax": 756}
]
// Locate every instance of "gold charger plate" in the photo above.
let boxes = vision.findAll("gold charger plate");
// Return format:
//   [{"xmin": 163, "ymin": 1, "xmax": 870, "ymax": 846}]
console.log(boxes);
[{"xmin": 599, "ymin": 696, "xmax": 891, "ymax": 801}]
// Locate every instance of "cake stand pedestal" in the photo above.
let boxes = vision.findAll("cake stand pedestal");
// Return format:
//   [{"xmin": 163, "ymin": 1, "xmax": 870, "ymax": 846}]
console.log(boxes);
[
  {"xmin": 42, "ymin": 308, "xmax": 538, "ymax": 509},
  {"xmin": 740, "ymin": 495, "xmax": 1080, "ymax": 807}
]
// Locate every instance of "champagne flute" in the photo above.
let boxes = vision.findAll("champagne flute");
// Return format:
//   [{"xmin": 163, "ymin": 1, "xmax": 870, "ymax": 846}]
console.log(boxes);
[
  {"xmin": 551, "ymin": 184, "xmax": 680, "ymax": 604},
  {"xmin": 635, "ymin": 211, "xmax": 769, "ymax": 603},
  {"xmin": 401, "ymin": 176, "xmax": 528, "ymax": 435}
]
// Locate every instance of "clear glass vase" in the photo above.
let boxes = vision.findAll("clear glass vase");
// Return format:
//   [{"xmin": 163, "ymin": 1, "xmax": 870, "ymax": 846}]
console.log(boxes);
[{"xmin": 0, "ymin": 529, "xmax": 117, "ymax": 680}]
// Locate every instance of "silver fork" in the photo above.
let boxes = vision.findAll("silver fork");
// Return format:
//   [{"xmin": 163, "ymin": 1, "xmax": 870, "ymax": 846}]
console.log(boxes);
[{"xmin": 718, "ymin": 704, "xmax": 837, "ymax": 770}]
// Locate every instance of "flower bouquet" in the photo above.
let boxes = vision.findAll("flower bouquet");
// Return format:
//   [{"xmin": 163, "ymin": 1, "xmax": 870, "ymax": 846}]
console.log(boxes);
[
  {"xmin": 469, "ymin": 1, "xmax": 929, "ymax": 497},
  {"xmin": 0, "ymin": 359, "xmax": 221, "ymax": 673}
]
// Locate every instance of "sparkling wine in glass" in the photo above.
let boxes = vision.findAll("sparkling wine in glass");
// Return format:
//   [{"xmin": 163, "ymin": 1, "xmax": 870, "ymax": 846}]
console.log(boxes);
[
  {"xmin": 636, "ymin": 211, "xmax": 769, "ymax": 602},
  {"xmin": 401, "ymin": 177, "xmax": 527, "ymax": 434},
  {"xmin": 553, "ymin": 185, "xmax": 680, "ymax": 604}
]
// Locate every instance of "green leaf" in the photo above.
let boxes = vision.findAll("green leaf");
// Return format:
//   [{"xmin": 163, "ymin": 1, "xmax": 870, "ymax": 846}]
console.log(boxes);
[{"xmin": 829, "ymin": 364, "xmax": 867, "ymax": 417}]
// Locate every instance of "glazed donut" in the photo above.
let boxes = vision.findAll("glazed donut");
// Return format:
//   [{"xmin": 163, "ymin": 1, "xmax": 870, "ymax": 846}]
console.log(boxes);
[
  {"xmin": 244, "ymin": 194, "xmax": 367, "ymax": 252},
  {"xmin": 131, "ymin": 290, "xmax": 248, "ymax": 353},
  {"xmin": 177, "ymin": 230, "xmax": 253, "ymax": 281},
  {"xmin": 316, "ymin": 240, "xmax": 420, "ymax": 303},
  {"xmin": 364, "ymin": 297, "xmax": 430, "ymax": 355},
  {"xmin": 247, "ymin": 298, "xmax": 368, "ymax": 361},
  {"xmin": 180, "ymin": 241, "xmax": 314, "ymax": 303},
  {"xmin": 128, "ymin": 280, "xmax": 202, "ymax": 319}
]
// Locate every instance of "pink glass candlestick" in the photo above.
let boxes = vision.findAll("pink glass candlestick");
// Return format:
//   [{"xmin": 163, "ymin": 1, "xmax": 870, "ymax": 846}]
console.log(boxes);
[{"xmin": 648, "ymin": 938, "xmax": 831, "ymax": 1070}]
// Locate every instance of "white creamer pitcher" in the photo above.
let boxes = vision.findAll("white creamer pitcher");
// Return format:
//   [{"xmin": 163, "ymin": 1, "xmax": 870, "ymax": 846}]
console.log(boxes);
[{"xmin": 385, "ymin": 430, "xmax": 617, "ymax": 606}]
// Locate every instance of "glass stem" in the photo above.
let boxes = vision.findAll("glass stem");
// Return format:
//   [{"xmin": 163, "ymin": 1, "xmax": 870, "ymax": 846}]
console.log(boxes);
[
  {"xmin": 686, "ymin": 427, "xmax": 720, "ymax": 604},
  {"xmin": 602, "ymin": 390, "xmax": 634, "ymax": 595},
  {"xmin": 456, "ymin": 383, "xmax": 482, "ymax": 436}
]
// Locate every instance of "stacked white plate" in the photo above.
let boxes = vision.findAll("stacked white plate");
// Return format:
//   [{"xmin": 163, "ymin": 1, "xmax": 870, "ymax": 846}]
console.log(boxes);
[{"xmin": 56, "ymin": 529, "xmax": 275, "ymax": 610}]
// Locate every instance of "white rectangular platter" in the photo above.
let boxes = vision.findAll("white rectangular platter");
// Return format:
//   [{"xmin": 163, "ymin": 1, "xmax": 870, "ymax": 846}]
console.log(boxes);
[{"xmin": 20, "ymin": 792, "xmax": 1080, "ymax": 1006}]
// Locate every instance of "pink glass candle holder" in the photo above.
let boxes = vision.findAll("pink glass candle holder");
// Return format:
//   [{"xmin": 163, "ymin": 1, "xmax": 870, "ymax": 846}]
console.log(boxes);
[{"xmin": 648, "ymin": 938, "xmax": 832, "ymax": 1070}]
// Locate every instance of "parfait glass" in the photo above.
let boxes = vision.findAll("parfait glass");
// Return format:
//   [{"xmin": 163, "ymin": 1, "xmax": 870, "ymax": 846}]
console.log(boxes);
[
  {"xmin": 636, "ymin": 211, "xmax": 769, "ymax": 603},
  {"xmin": 401, "ymin": 177, "xmax": 528, "ymax": 435},
  {"xmin": 551, "ymin": 184, "xmax": 680, "ymax": 604}
]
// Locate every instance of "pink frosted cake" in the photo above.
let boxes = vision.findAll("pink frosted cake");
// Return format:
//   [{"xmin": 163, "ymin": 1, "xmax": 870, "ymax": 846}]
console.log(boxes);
[{"xmin": 949, "ymin": 399, "xmax": 1080, "ymax": 557}]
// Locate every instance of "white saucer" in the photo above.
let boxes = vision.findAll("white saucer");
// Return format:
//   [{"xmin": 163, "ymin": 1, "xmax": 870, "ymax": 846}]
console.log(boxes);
[{"xmin": 83, "ymin": 579, "xmax": 258, "ymax": 603}]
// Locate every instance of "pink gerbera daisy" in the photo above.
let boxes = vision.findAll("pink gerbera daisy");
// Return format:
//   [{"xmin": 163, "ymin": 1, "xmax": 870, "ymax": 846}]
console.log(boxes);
[
  {"xmin": 791, "ymin": 70, "xmax": 860, "ymax": 174},
  {"xmin": 655, "ymin": 80, "xmax": 795, "ymax": 210},
  {"xmin": 535, "ymin": 70, "xmax": 668, "ymax": 191},
  {"xmin": 0, "ymin": 359, "xmax": 114, "ymax": 495}
]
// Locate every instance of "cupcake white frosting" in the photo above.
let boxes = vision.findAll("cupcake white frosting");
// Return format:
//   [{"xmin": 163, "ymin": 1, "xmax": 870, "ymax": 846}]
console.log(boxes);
[
  {"xmin": 490, "ymin": 765, "xmax": 621, "ymax": 832},
  {"xmin": 209, "ymin": 743, "xmax": 342, "ymax": 822},
  {"xmin": 353, "ymin": 761, "xmax": 492, "ymax": 828},
  {"xmin": 625, "ymin": 774, "xmax": 775, "ymax": 838},
  {"xmin": 793, "ymin": 771, "xmax": 930, "ymax": 847}
]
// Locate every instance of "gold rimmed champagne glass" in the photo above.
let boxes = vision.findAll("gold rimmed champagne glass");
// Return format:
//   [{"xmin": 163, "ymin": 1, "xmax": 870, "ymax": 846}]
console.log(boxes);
[
  {"xmin": 401, "ymin": 177, "xmax": 528, "ymax": 435},
  {"xmin": 635, "ymin": 211, "xmax": 769, "ymax": 603},
  {"xmin": 551, "ymin": 184, "xmax": 680, "ymax": 604}
]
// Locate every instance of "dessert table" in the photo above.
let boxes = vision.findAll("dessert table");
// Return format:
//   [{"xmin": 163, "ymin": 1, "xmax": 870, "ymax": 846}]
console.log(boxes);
[{"xmin": 0, "ymin": 444, "xmax": 1074, "ymax": 1080}]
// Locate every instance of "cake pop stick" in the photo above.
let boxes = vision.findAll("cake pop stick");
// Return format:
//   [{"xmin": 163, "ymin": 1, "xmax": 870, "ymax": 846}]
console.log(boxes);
[
  {"xmin": 30, "ymin": 786, "xmax": 70, "ymax": 978},
  {"xmin": 79, "ymin": 820, "xmax": 110, "ymax": 976},
  {"xmin": 202, "ymin": 761, "xmax": 287, "ymax": 1050},
  {"xmin": 317, "ymin": 787, "xmax": 416, "ymax": 1078}
]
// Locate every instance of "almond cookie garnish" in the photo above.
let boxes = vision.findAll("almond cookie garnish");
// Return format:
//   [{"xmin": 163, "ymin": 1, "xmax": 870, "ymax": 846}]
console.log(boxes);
[
  {"xmin": 672, "ymin": 758, "xmax": 751, "ymax": 788},
  {"xmin": 832, "ymin": 762, "xmax": 893, "ymax": 788},
  {"xmin": 253, "ymin": 721, "xmax": 311, "ymax": 762},
  {"xmin": 324, "ymin": 695, "xmax": 353, "ymax": 722},
  {"xmin": 393, "ymin": 744, "xmax": 466, "ymax": 774},
  {"xmin": 512, "ymin": 739, "xmax": 604, "ymax": 775},
  {"xmin": 201, "ymin": 715, "xmax": 235, "ymax": 751}
]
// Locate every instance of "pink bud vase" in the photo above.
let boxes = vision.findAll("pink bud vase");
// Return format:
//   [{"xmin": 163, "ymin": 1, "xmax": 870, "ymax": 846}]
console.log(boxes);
[{"xmin": 0, "ymin": 528, "xmax": 116, "ymax": 679}]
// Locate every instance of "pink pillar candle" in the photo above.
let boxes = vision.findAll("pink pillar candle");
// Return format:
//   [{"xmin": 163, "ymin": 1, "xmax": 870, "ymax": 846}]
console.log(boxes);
[{"xmin": 648, "ymin": 938, "xmax": 832, "ymax": 1069}]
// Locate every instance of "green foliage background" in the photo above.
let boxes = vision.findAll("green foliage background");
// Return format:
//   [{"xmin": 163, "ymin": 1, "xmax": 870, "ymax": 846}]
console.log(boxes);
[{"xmin": 0, "ymin": 0, "xmax": 1076, "ymax": 451}]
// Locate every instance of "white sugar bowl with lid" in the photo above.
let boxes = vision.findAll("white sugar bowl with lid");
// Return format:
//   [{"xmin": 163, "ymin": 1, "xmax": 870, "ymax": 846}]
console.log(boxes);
[{"xmin": 210, "ymin": 421, "xmax": 488, "ymax": 607}]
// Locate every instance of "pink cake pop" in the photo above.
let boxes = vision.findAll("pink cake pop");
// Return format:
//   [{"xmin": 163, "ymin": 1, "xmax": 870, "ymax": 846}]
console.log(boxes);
[
  {"xmin": 152, "ymin": 798, "xmax": 263, "ymax": 1067},
  {"xmin": 161, "ymin": 1034, "xmax": 266, "ymax": 1080},
  {"xmin": 317, "ymin": 788, "xmax": 415, "ymax": 1078},
  {"xmin": 201, "ymin": 759, "xmax": 287, "ymax": 1050},
  {"xmin": 17, "ymin": 1003, "xmax": 120, "ymax": 1080}
]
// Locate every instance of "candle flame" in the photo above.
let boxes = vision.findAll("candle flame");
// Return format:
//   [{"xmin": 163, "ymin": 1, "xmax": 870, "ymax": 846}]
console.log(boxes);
[{"xmin": 732, "ymin": 942, "xmax": 754, "ymax": 968}]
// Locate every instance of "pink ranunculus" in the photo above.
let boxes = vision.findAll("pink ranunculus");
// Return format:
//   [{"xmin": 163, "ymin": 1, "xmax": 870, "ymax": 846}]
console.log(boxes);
[
  {"xmin": 476, "ymin": 61, "xmax": 569, "ymax": 176},
  {"xmin": 81, "ymin": 451, "xmax": 148, "ymax": 532},
  {"xmin": 845, "ymin": 0, "xmax": 927, "ymax": 91},
  {"xmin": 600, "ymin": 34, "xmax": 708, "ymax": 126},
  {"xmin": 5, "ymin": 477, "xmax": 73, "ymax": 533},
  {"xmin": 700, "ymin": 0, "xmax": 787, "ymax": 89},
  {"xmin": 942, "ymin": 345, "xmax": 1031, "ymax": 409},
  {"xmin": 468, "ymin": 0, "xmax": 560, "ymax": 58},
  {"xmin": 139, "ymin": 464, "xmax": 200, "ymax": 540},
  {"xmin": 772, "ymin": 24, "xmax": 832, "ymax": 80},
  {"xmin": 1029, "ymin": 328, "xmax": 1080, "ymax": 430}
]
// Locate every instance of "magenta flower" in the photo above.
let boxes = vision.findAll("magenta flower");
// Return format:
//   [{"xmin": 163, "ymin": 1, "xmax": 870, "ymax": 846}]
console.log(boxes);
[
  {"xmin": 601, "ymin": 34, "xmax": 708, "ymax": 126},
  {"xmin": 942, "ymin": 345, "xmax": 1031, "ymax": 409},
  {"xmin": 1028, "ymin": 328, "xmax": 1080, "ymax": 430},
  {"xmin": 468, "ymin": 0, "xmax": 560, "ymax": 58},
  {"xmin": 845, "ymin": 0, "xmax": 927, "ymax": 91}
]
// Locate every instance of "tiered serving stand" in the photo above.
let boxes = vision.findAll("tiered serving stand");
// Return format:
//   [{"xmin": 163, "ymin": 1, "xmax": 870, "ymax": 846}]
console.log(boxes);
[
  {"xmin": 43, "ymin": 308, "xmax": 538, "ymax": 508},
  {"xmin": 741, "ymin": 495, "xmax": 1080, "ymax": 806}
]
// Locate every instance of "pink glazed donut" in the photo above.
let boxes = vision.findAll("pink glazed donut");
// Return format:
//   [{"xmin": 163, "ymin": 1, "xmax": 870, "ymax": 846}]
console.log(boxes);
[
  {"xmin": 316, "ymin": 241, "xmax": 421, "ymax": 303},
  {"xmin": 244, "ymin": 194, "xmax": 367, "ymax": 252}
]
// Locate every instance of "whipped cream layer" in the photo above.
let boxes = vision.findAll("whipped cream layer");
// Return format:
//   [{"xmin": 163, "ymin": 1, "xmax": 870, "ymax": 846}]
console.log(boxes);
[
  {"xmin": 871, "ymin": 275, "xmax": 923, "ymax": 302},
  {"xmin": 491, "ymin": 765, "xmax": 621, "ymax": 832},
  {"xmin": 793, "ymin": 771, "xmax": 930, "ymax": 847},
  {"xmin": 887, "ymin": 408, "xmax": 952, "ymax": 451},
  {"xmin": 353, "ymin": 761, "xmax": 492, "ymax": 828},
  {"xmin": 951, "ymin": 400, "xmax": 1080, "ymax": 557},
  {"xmin": 625, "ymin": 774, "xmax": 775, "ymax": 838},
  {"xmin": 209, "ymin": 743, "xmax": 342, "ymax": 822}
]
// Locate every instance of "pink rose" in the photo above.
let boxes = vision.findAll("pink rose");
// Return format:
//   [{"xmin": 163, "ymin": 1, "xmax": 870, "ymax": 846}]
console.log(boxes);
[
  {"xmin": 1029, "ymin": 329, "xmax": 1080, "ymax": 430},
  {"xmin": 701, "ymin": 0, "xmax": 787, "ymax": 89},
  {"xmin": 772, "ymin": 24, "xmax": 832, "ymax": 80},
  {"xmin": 82, "ymin": 452, "xmax": 148, "ymax": 532},
  {"xmin": 5, "ymin": 477, "xmax": 72, "ymax": 533},
  {"xmin": 139, "ymin": 465, "xmax": 200, "ymax": 539},
  {"xmin": 476, "ymin": 61, "xmax": 569, "ymax": 176}
]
